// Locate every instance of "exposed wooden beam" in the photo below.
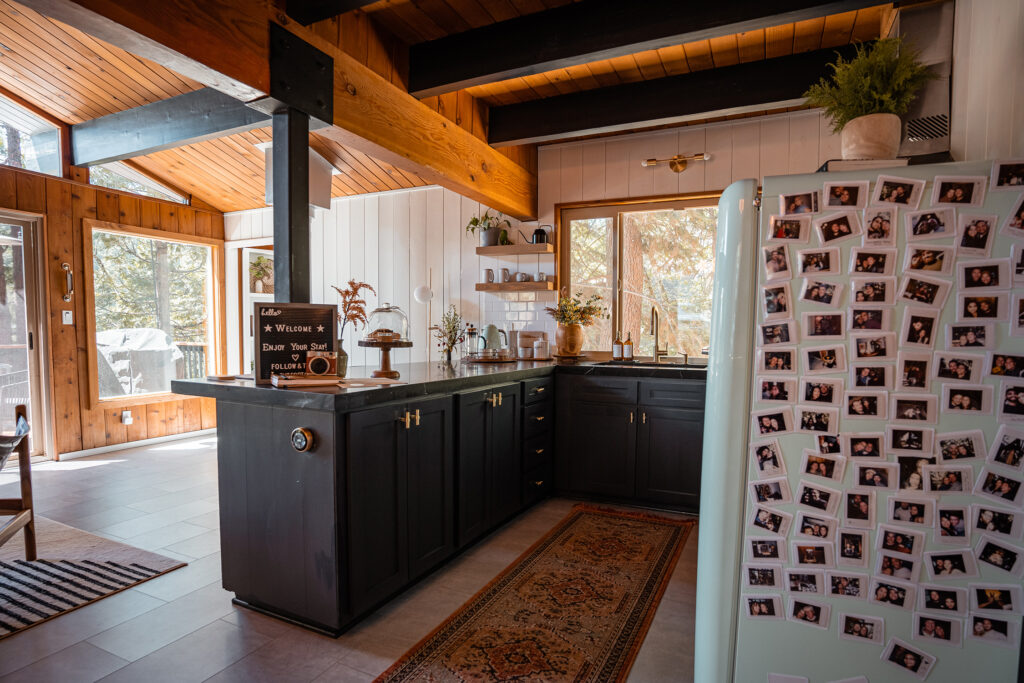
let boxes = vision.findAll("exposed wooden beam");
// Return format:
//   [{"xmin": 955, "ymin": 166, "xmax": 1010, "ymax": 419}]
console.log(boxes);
[
  {"xmin": 408, "ymin": 0, "xmax": 882, "ymax": 97},
  {"xmin": 487, "ymin": 44, "xmax": 861, "ymax": 146},
  {"xmin": 286, "ymin": 0, "xmax": 378, "ymax": 26}
]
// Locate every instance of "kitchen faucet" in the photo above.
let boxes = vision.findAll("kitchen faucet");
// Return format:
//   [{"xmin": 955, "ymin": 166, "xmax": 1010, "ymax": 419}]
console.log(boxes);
[{"xmin": 650, "ymin": 306, "xmax": 668, "ymax": 364}]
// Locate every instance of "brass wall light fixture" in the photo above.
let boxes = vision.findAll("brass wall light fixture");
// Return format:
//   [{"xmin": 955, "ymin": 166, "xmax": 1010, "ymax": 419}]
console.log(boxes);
[{"xmin": 641, "ymin": 152, "xmax": 711, "ymax": 173}]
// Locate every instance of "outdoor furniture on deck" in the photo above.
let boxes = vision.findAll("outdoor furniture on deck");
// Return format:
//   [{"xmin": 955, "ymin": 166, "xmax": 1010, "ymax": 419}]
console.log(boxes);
[{"xmin": 0, "ymin": 405, "xmax": 35, "ymax": 560}]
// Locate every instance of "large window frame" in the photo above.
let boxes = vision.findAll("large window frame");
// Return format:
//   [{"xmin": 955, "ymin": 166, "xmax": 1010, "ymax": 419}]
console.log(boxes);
[
  {"xmin": 557, "ymin": 192, "xmax": 720, "ymax": 357},
  {"xmin": 82, "ymin": 218, "xmax": 225, "ymax": 408}
]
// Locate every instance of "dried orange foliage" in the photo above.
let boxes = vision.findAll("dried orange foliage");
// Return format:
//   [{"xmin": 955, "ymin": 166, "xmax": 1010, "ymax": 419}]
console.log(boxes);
[{"xmin": 332, "ymin": 279, "xmax": 376, "ymax": 340}]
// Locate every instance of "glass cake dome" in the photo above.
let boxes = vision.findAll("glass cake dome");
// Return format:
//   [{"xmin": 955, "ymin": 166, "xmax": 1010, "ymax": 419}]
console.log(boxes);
[{"xmin": 363, "ymin": 303, "xmax": 410, "ymax": 343}]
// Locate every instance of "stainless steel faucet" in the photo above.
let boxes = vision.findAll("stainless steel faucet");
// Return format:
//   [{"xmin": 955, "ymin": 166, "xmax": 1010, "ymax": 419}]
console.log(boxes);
[{"xmin": 651, "ymin": 306, "xmax": 668, "ymax": 364}]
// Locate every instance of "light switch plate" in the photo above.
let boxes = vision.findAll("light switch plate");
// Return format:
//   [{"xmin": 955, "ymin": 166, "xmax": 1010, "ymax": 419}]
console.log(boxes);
[{"xmin": 62, "ymin": 310, "xmax": 73, "ymax": 325}]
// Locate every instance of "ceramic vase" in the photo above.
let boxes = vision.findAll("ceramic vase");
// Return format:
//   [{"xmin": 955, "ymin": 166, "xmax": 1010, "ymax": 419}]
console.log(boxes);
[
  {"xmin": 841, "ymin": 113, "xmax": 902, "ymax": 160},
  {"xmin": 555, "ymin": 323, "xmax": 583, "ymax": 356},
  {"xmin": 336, "ymin": 345, "xmax": 349, "ymax": 378}
]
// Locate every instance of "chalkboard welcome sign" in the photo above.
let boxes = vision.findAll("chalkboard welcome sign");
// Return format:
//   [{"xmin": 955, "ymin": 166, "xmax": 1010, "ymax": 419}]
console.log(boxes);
[{"xmin": 253, "ymin": 302, "xmax": 337, "ymax": 384}]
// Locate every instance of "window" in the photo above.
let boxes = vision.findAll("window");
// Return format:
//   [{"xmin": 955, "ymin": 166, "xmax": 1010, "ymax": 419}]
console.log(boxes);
[
  {"xmin": 85, "ymin": 221, "xmax": 217, "ymax": 403},
  {"xmin": 0, "ymin": 96, "xmax": 60, "ymax": 176},
  {"xmin": 560, "ymin": 196, "xmax": 718, "ymax": 358},
  {"xmin": 90, "ymin": 162, "xmax": 186, "ymax": 203}
]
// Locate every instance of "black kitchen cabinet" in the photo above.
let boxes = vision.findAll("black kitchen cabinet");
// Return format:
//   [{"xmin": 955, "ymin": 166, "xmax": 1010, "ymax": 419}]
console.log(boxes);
[
  {"xmin": 636, "ymin": 405, "xmax": 703, "ymax": 508},
  {"xmin": 566, "ymin": 401, "xmax": 637, "ymax": 498}
]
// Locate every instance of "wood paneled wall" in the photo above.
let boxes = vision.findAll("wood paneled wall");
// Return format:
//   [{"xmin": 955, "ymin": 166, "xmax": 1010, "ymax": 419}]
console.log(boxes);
[{"xmin": 0, "ymin": 165, "xmax": 224, "ymax": 457}]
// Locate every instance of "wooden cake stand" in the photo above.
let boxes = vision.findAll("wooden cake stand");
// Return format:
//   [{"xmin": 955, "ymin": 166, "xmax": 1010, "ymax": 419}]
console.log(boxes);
[{"xmin": 358, "ymin": 339, "xmax": 413, "ymax": 379}]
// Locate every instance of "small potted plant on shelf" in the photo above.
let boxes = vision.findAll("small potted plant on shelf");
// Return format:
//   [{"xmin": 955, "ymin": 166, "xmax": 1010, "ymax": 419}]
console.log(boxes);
[
  {"xmin": 803, "ymin": 37, "xmax": 933, "ymax": 160},
  {"xmin": 545, "ymin": 288, "xmax": 606, "ymax": 357},
  {"xmin": 331, "ymin": 279, "xmax": 376, "ymax": 377},
  {"xmin": 433, "ymin": 305, "xmax": 465, "ymax": 366},
  {"xmin": 465, "ymin": 209, "xmax": 511, "ymax": 247}
]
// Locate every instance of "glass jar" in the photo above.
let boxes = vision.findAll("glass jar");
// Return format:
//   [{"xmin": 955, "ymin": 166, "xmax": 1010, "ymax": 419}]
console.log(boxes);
[{"xmin": 363, "ymin": 303, "xmax": 411, "ymax": 343}]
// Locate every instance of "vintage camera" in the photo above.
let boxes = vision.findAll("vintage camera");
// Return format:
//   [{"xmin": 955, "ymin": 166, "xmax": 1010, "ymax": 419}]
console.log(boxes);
[{"xmin": 305, "ymin": 351, "xmax": 337, "ymax": 376}]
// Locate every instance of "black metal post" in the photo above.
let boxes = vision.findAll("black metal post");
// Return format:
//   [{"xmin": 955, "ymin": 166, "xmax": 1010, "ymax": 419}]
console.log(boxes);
[{"xmin": 272, "ymin": 108, "xmax": 310, "ymax": 303}]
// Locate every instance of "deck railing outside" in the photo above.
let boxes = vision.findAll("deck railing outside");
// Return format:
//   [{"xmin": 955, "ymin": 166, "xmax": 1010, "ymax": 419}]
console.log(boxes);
[{"xmin": 176, "ymin": 342, "xmax": 207, "ymax": 379}]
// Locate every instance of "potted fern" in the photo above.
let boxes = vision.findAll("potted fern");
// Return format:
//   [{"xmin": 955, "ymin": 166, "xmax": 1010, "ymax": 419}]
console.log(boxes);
[
  {"xmin": 804, "ymin": 38, "xmax": 932, "ymax": 160},
  {"xmin": 465, "ymin": 210, "xmax": 511, "ymax": 247}
]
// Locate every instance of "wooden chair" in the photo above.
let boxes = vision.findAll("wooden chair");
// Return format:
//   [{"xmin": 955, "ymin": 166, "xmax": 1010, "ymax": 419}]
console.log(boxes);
[{"xmin": 0, "ymin": 405, "xmax": 35, "ymax": 560}]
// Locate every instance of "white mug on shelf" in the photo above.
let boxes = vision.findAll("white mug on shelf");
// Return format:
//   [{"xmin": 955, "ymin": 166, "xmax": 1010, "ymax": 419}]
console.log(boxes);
[
  {"xmin": 501, "ymin": 268, "xmax": 512, "ymax": 282},
  {"xmin": 481, "ymin": 268, "xmax": 495, "ymax": 283},
  {"xmin": 537, "ymin": 271, "xmax": 546, "ymax": 282}
]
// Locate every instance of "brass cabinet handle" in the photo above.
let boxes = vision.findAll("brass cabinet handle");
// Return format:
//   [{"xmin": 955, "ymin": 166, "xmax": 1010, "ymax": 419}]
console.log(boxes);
[
  {"xmin": 414, "ymin": 409, "xmax": 421, "ymax": 426},
  {"xmin": 488, "ymin": 394, "xmax": 497, "ymax": 407},
  {"xmin": 397, "ymin": 411, "xmax": 410, "ymax": 429},
  {"xmin": 534, "ymin": 480, "xmax": 544, "ymax": 486},
  {"xmin": 642, "ymin": 412, "xmax": 647, "ymax": 424},
  {"xmin": 534, "ymin": 415, "xmax": 545, "ymax": 422},
  {"xmin": 535, "ymin": 386, "xmax": 546, "ymax": 393},
  {"xmin": 629, "ymin": 411, "xmax": 634, "ymax": 424},
  {"xmin": 498, "ymin": 392, "xmax": 503, "ymax": 406},
  {"xmin": 535, "ymin": 448, "xmax": 545, "ymax": 454}
]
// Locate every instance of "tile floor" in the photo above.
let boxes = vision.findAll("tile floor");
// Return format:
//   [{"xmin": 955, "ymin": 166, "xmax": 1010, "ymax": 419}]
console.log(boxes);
[{"xmin": 0, "ymin": 435, "xmax": 698, "ymax": 682}]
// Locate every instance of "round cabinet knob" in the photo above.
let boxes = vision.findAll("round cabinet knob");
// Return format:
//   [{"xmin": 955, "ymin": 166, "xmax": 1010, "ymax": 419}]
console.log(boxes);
[{"xmin": 290, "ymin": 427, "xmax": 314, "ymax": 453}]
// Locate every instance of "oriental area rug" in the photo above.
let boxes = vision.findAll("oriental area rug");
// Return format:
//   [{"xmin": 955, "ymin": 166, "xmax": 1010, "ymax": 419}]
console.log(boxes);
[
  {"xmin": 0, "ymin": 517, "xmax": 185, "ymax": 639},
  {"xmin": 377, "ymin": 504, "xmax": 696, "ymax": 682}
]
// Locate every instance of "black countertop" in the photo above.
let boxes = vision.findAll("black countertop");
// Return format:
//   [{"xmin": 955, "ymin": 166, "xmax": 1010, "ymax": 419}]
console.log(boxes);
[{"xmin": 172, "ymin": 360, "xmax": 707, "ymax": 412}]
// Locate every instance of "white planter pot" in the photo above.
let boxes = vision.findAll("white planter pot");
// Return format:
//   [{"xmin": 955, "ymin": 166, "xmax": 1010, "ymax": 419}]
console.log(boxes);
[{"xmin": 840, "ymin": 113, "xmax": 902, "ymax": 160}]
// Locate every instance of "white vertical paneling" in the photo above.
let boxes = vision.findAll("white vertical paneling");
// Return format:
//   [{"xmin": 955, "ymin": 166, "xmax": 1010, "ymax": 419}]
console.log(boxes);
[
  {"xmin": 677, "ymin": 127, "xmax": 707, "ymax": 194},
  {"xmin": 424, "ymin": 188, "xmax": 445, "ymax": 364},
  {"xmin": 627, "ymin": 133, "xmax": 662, "ymax": 197},
  {"xmin": 704, "ymin": 125, "xmax": 733, "ymax": 192},
  {"xmin": 442, "ymin": 189, "xmax": 462, "ymax": 322},
  {"xmin": 536, "ymin": 146, "xmax": 560, "ymax": 226},
  {"xmin": 604, "ymin": 137, "xmax": 631, "ymax": 199},
  {"xmin": 408, "ymin": 190, "xmax": 428, "ymax": 362},
  {"xmin": 362, "ymin": 195, "xmax": 379, "ymax": 368},
  {"xmin": 392, "ymin": 192, "xmax": 412, "ymax": 365},
  {"xmin": 460, "ymin": 196, "xmax": 481, "ymax": 325},
  {"xmin": 731, "ymin": 121, "xmax": 761, "ymax": 184},
  {"xmin": 320, "ymin": 205, "xmax": 336, "ymax": 303},
  {"xmin": 261, "ymin": 210, "xmax": 274, "ymax": 239},
  {"xmin": 377, "ymin": 193, "xmax": 395, "ymax": 308},
  {"xmin": 581, "ymin": 142, "xmax": 606, "ymax": 200},
  {"xmin": 309, "ymin": 208, "xmax": 325, "ymax": 304},
  {"xmin": 223, "ymin": 214, "xmax": 240, "ymax": 241},
  {"xmin": 558, "ymin": 144, "xmax": 584, "ymax": 203},
  {"xmin": 650, "ymin": 131, "xmax": 681, "ymax": 197},
  {"xmin": 787, "ymin": 113, "xmax": 820, "ymax": 174},
  {"xmin": 759, "ymin": 117, "xmax": 791, "ymax": 179},
  {"xmin": 347, "ymin": 197, "xmax": 366, "ymax": 365},
  {"xmin": 334, "ymin": 198, "xmax": 351, "ymax": 299},
  {"xmin": 816, "ymin": 113, "xmax": 841, "ymax": 165}
]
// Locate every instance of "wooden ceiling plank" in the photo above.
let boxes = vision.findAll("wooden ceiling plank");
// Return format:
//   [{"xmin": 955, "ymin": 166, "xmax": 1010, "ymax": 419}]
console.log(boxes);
[
  {"xmin": 736, "ymin": 28, "xmax": 765, "ymax": 63},
  {"xmin": 850, "ymin": 6, "xmax": 883, "ymax": 42},
  {"xmin": 562, "ymin": 63, "xmax": 602, "ymax": 92},
  {"xmin": 475, "ymin": 0, "xmax": 519, "ymax": 24},
  {"xmin": 821, "ymin": 10, "xmax": 857, "ymax": 47},
  {"xmin": 792, "ymin": 16, "xmax": 826, "ymax": 53},
  {"xmin": 708, "ymin": 33, "xmax": 739, "ymax": 67},
  {"xmin": 404, "ymin": 0, "xmax": 473, "ymax": 36},
  {"xmin": 438, "ymin": 0, "xmax": 494, "ymax": 29},
  {"xmin": 765, "ymin": 22, "xmax": 795, "ymax": 59},
  {"xmin": 506, "ymin": 0, "xmax": 547, "ymax": 15},
  {"xmin": 631, "ymin": 48, "xmax": 667, "ymax": 80},
  {"xmin": 375, "ymin": 5, "xmax": 440, "ymax": 44},
  {"xmin": 582, "ymin": 59, "xmax": 623, "ymax": 88},
  {"xmin": 606, "ymin": 53, "xmax": 644, "ymax": 83},
  {"xmin": 656, "ymin": 44, "xmax": 690, "ymax": 77},
  {"xmin": 0, "ymin": 61, "xmax": 94, "ymax": 122},
  {"xmin": 346, "ymin": 146, "xmax": 405, "ymax": 191},
  {"xmin": 317, "ymin": 140, "xmax": 390, "ymax": 193},
  {"xmin": 339, "ymin": 10, "xmax": 370, "ymax": 64},
  {"xmin": 544, "ymin": 68, "xmax": 582, "ymax": 96},
  {"xmin": 682, "ymin": 39, "xmax": 715, "ymax": 72}
]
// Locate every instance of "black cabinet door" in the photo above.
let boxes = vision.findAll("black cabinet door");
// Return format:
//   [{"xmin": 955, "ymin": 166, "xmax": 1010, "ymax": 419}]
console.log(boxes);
[
  {"xmin": 456, "ymin": 388, "xmax": 490, "ymax": 548},
  {"xmin": 346, "ymin": 403, "xmax": 408, "ymax": 616},
  {"xmin": 567, "ymin": 401, "xmax": 637, "ymax": 498},
  {"xmin": 406, "ymin": 396, "xmax": 455, "ymax": 579},
  {"xmin": 489, "ymin": 383, "xmax": 521, "ymax": 525},
  {"xmin": 636, "ymin": 405, "xmax": 703, "ymax": 510}
]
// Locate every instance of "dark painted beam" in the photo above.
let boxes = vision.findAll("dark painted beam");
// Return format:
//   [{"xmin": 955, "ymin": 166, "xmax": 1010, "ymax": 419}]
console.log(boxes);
[
  {"xmin": 408, "ymin": 0, "xmax": 880, "ymax": 97},
  {"xmin": 286, "ymin": 0, "xmax": 378, "ymax": 26},
  {"xmin": 488, "ymin": 44, "xmax": 861, "ymax": 146},
  {"xmin": 273, "ymin": 108, "xmax": 311, "ymax": 304},
  {"xmin": 71, "ymin": 87, "xmax": 270, "ymax": 166}
]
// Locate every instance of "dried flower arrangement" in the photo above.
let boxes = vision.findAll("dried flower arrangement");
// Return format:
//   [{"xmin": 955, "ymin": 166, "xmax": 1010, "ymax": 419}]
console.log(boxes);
[
  {"xmin": 332, "ymin": 279, "xmax": 376, "ymax": 341},
  {"xmin": 434, "ymin": 305, "xmax": 465, "ymax": 362},
  {"xmin": 545, "ymin": 289, "xmax": 606, "ymax": 326}
]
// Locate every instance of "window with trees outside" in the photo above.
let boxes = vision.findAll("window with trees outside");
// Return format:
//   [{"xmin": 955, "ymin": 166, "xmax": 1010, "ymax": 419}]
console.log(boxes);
[
  {"xmin": 560, "ymin": 196, "xmax": 718, "ymax": 358},
  {"xmin": 86, "ymin": 223, "xmax": 216, "ymax": 402},
  {"xmin": 0, "ymin": 96, "xmax": 60, "ymax": 176}
]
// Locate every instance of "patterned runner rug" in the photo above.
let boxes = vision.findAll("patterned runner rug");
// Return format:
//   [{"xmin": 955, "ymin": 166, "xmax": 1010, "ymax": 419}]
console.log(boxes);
[
  {"xmin": 377, "ymin": 504, "xmax": 696, "ymax": 682},
  {"xmin": 0, "ymin": 516, "xmax": 185, "ymax": 639}
]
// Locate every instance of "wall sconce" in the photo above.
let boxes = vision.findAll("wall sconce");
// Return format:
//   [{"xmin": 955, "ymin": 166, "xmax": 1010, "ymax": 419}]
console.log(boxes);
[{"xmin": 641, "ymin": 152, "xmax": 711, "ymax": 173}]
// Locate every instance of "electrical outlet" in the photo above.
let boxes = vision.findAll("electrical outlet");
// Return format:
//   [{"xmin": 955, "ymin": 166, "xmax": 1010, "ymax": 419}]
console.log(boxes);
[
  {"xmin": 62, "ymin": 310, "xmax": 73, "ymax": 325},
  {"xmin": 121, "ymin": 410, "xmax": 133, "ymax": 425}
]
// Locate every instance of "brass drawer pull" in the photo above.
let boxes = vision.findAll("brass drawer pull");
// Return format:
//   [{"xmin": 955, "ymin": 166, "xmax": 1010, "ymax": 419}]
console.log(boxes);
[
  {"xmin": 535, "ymin": 448, "xmax": 545, "ymax": 455},
  {"xmin": 534, "ymin": 415, "xmax": 545, "ymax": 422},
  {"xmin": 642, "ymin": 412, "xmax": 647, "ymax": 424},
  {"xmin": 533, "ymin": 480, "xmax": 544, "ymax": 486},
  {"xmin": 535, "ymin": 386, "xmax": 546, "ymax": 393},
  {"xmin": 629, "ymin": 411, "xmax": 634, "ymax": 424},
  {"xmin": 414, "ymin": 409, "xmax": 421, "ymax": 426},
  {"xmin": 397, "ymin": 411, "xmax": 410, "ymax": 429},
  {"xmin": 488, "ymin": 394, "xmax": 497, "ymax": 407},
  {"xmin": 498, "ymin": 392, "xmax": 503, "ymax": 406}
]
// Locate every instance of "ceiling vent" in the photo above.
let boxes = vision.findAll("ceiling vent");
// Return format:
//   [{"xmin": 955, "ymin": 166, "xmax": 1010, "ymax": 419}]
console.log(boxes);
[{"xmin": 894, "ymin": 0, "xmax": 955, "ymax": 158}]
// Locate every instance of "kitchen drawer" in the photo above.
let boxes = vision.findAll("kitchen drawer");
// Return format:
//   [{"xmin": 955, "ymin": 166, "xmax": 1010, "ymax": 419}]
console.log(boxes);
[
  {"xmin": 523, "ymin": 401, "xmax": 553, "ymax": 438},
  {"xmin": 523, "ymin": 462, "xmax": 553, "ymax": 508},
  {"xmin": 523, "ymin": 432, "xmax": 552, "ymax": 472},
  {"xmin": 639, "ymin": 379, "xmax": 706, "ymax": 409},
  {"xmin": 523, "ymin": 377, "xmax": 553, "ymax": 405},
  {"xmin": 560, "ymin": 375, "xmax": 638, "ymax": 404}
]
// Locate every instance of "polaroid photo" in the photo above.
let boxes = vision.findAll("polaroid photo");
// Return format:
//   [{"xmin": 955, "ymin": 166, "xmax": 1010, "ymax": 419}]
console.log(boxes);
[
  {"xmin": 1001, "ymin": 192, "xmax": 1024, "ymax": 240},
  {"xmin": 788, "ymin": 597, "xmax": 831, "ymax": 630},
  {"xmin": 850, "ymin": 363, "xmax": 893, "ymax": 390},
  {"xmin": 888, "ymin": 496, "xmax": 935, "ymax": 528},
  {"xmin": 970, "ymin": 584, "xmax": 1022, "ymax": 615},
  {"xmin": 839, "ymin": 613, "xmax": 884, "ymax": 645},
  {"xmin": 844, "ymin": 390, "xmax": 888, "ymax": 420},
  {"xmin": 877, "ymin": 524, "xmax": 926, "ymax": 558},
  {"xmin": 989, "ymin": 353, "xmax": 1024, "ymax": 379},
  {"xmin": 751, "ymin": 407, "xmax": 794, "ymax": 437},
  {"xmin": 850, "ymin": 332, "xmax": 896, "ymax": 361},
  {"xmin": 800, "ymin": 450, "xmax": 845, "ymax": 483},
  {"xmin": 850, "ymin": 277, "xmax": 896, "ymax": 307},
  {"xmin": 743, "ymin": 563, "xmax": 784, "ymax": 590},
  {"xmin": 757, "ymin": 377, "xmax": 796, "ymax": 403},
  {"xmin": 901, "ymin": 308, "xmax": 939, "ymax": 348},
  {"xmin": 966, "ymin": 613, "xmax": 1019, "ymax": 648},
  {"xmin": 863, "ymin": 206, "xmax": 897, "ymax": 245},
  {"xmin": 1013, "ymin": 242, "xmax": 1024, "ymax": 284},
  {"xmin": 881, "ymin": 638, "xmax": 936, "ymax": 680},
  {"xmin": 779, "ymin": 191, "xmax": 820, "ymax": 216},
  {"xmin": 845, "ymin": 488, "xmax": 878, "ymax": 529},
  {"xmin": 945, "ymin": 323, "xmax": 993, "ymax": 350},
  {"xmin": 838, "ymin": 527, "xmax": 871, "ymax": 567},
  {"xmin": 923, "ymin": 465, "xmax": 973, "ymax": 495},
  {"xmin": 956, "ymin": 212, "xmax": 998, "ymax": 257},
  {"xmin": 876, "ymin": 551, "xmax": 922, "ymax": 584},
  {"xmin": 762, "ymin": 283, "xmax": 792, "ymax": 321},
  {"xmin": 1011, "ymin": 293, "xmax": 1024, "ymax": 338},
  {"xmin": 758, "ymin": 347, "xmax": 796, "ymax": 374},
  {"xmin": 991, "ymin": 159, "xmax": 1024, "ymax": 190},
  {"xmin": 997, "ymin": 380, "xmax": 1024, "ymax": 423},
  {"xmin": 959, "ymin": 258, "xmax": 1010, "ymax": 292},
  {"xmin": 804, "ymin": 345, "xmax": 847, "ymax": 375},
  {"xmin": 905, "ymin": 245, "xmax": 955, "ymax": 276},
  {"xmin": 888, "ymin": 426, "xmax": 934, "ymax": 456},
  {"xmin": 975, "ymin": 467, "xmax": 1024, "ymax": 508},
  {"xmin": 873, "ymin": 175, "xmax": 925, "ymax": 209},
  {"xmin": 935, "ymin": 505, "xmax": 971, "ymax": 545},
  {"xmin": 975, "ymin": 535, "xmax": 1024, "ymax": 577},
  {"xmin": 750, "ymin": 439, "xmax": 787, "ymax": 479},
  {"xmin": 972, "ymin": 504, "xmax": 1023, "ymax": 541},
  {"xmin": 749, "ymin": 477, "xmax": 793, "ymax": 507},
  {"xmin": 815, "ymin": 211, "xmax": 862, "ymax": 245},
  {"xmin": 847, "ymin": 433, "xmax": 885, "ymax": 461},
  {"xmin": 854, "ymin": 463, "xmax": 896, "ymax": 490},
  {"xmin": 827, "ymin": 572, "xmax": 868, "ymax": 600},
  {"xmin": 796, "ymin": 481, "xmax": 842, "ymax": 516},
  {"xmin": 791, "ymin": 540, "xmax": 835, "ymax": 568},
  {"xmin": 762, "ymin": 244, "xmax": 792, "ymax": 281},
  {"xmin": 785, "ymin": 568, "xmax": 825, "ymax": 595},
  {"xmin": 759, "ymin": 319, "xmax": 798, "ymax": 346},
  {"xmin": 957, "ymin": 292, "xmax": 1009, "ymax": 321},
  {"xmin": 911, "ymin": 612, "xmax": 963, "ymax": 648},
  {"xmin": 932, "ymin": 175, "xmax": 987, "ymax": 207},
  {"xmin": 869, "ymin": 577, "xmax": 915, "ymax": 610},
  {"xmin": 802, "ymin": 312, "xmax": 846, "ymax": 341},
  {"xmin": 849, "ymin": 308, "xmax": 890, "ymax": 333},
  {"xmin": 899, "ymin": 274, "xmax": 951, "ymax": 310},
  {"xmin": 796, "ymin": 405, "xmax": 839, "ymax": 434},
  {"xmin": 750, "ymin": 505, "xmax": 794, "ymax": 536},
  {"xmin": 766, "ymin": 215, "xmax": 811, "ymax": 243},
  {"xmin": 988, "ymin": 424, "xmax": 1024, "ymax": 471},
  {"xmin": 941, "ymin": 384, "xmax": 993, "ymax": 415},
  {"xmin": 919, "ymin": 585, "xmax": 968, "ymax": 615},
  {"xmin": 897, "ymin": 351, "xmax": 933, "ymax": 392},
  {"xmin": 925, "ymin": 549, "xmax": 980, "ymax": 580},
  {"xmin": 891, "ymin": 393, "xmax": 937, "ymax": 424},
  {"xmin": 799, "ymin": 377, "xmax": 844, "ymax": 405},
  {"xmin": 906, "ymin": 207, "xmax": 956, "ymax": 243},
  {"xmin": 747, "ymin": 536, "xmax": 787, "ymax": 562},
  {"xmin": 850, "ymin": 247, "xmax": 896, "ymax": 275},
  {"xmin": 937, "ymin": 430, "xmax": 986, "ymax": 462},
  {"xmin": 744, "ymin": 594, "xmax": 784, "ymax": 620},
  {"xmin": 817, "ymin": 433, "xmax": 843, "ymax": 455},
  {"xmin": 896, "ymin": 454, "xmax": 935, "ymax": 492},
  {"xmin": 934, "ymin": 351, "xmax": 985, "ymax": 383},
  {"xmin": 796, "ymin": 247, "xmax": 840, "ymax": 275},
  {"xmin": 824, "ymin": 181, "xmax": 869, "ymax": 209},
  {"xmin": 799, "ymin": 279, "xmax": 843, "ymax": 308}
]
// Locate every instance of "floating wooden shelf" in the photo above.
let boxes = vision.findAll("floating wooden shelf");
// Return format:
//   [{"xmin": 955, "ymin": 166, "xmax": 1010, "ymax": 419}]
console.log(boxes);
[
  {"xmin": 475, "ymin": 281, "xmax": 556, "ymax": 292},
  {"xmin": 475, "ymin": 243, "xmax": 555, "ymax": 256}
]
